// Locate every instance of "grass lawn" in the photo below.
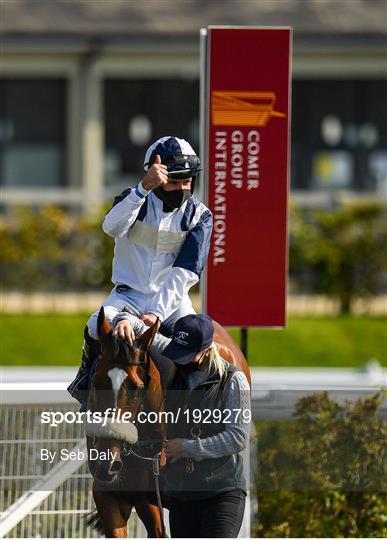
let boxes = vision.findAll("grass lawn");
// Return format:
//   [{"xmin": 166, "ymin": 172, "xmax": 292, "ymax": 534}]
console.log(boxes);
[{"xmin": 1, "ymin": 314, "xmax": 386, "ymax": 367}]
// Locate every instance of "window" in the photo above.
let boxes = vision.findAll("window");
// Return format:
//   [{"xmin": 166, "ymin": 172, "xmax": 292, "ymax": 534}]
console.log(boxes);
[
  {"xmin": 0, "ymin": 79, "xmax": 67, "ymax": 188},
  {"xmin": 291, "ymin": 80, "xmax": 387, "ymax": 192},
  {"xmin": 104, "ymin": 79, "xmax": 199, "ymax": 187}
]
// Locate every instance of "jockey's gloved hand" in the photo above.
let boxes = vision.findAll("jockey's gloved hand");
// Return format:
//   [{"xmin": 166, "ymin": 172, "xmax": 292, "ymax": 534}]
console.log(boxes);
[
  {"xmin": 112, "ymin": 320, "xmax": 136, "ymax": 345},
  {"xmin": 142, "ymin": 154, "xmax": 168, "ymax": 191}
]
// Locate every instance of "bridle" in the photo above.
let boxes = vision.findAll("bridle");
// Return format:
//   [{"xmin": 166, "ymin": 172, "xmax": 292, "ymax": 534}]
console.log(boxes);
[
  {"xmin": 121, "ymin": 441, "xmax": 164, "ymax": 518},
  {"xmin": 111, "ymin": 347, "xmax": 166, "ymax": 532}
]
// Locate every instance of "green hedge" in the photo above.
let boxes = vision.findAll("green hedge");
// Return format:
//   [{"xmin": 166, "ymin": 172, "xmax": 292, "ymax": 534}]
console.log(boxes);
[
  {"xmin": 1, "ymin": 202, "xmax": 386, "ymax": 313},
  {"xmin": 0, "ymin": 206, "xmax": 113, "ymax": 290},
  {"xmin": 253, "ymin": 390, "xmax": 386, "ymax": 537},
  {"xmin": 289, "ymin": 201, "xmax": 387, "ymax": 313}
]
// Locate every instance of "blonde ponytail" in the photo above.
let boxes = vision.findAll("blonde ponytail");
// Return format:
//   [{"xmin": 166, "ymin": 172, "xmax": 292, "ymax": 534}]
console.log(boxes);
[{"xmin": 201, "ymin": 343, "xmax": 226, "ymax": 379}]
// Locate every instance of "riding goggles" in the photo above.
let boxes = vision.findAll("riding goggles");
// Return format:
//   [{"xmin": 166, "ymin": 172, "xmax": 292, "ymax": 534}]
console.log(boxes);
[{"xmin": 165, "ymin": 154, "xmax": 202, "ymax": 180}]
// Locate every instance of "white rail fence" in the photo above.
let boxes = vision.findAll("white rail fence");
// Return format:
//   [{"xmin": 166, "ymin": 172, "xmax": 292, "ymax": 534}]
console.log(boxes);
[
  {"xmin": 0, "ymin": 401, "xmax": 147, "ymax": 538},
  {"xmin": 0, "ymin": 389, "xmax": 254, "ymax": 538},
  {"xmin": 1, "ymin": 364, "xmax": 385, "ymax": 538}
]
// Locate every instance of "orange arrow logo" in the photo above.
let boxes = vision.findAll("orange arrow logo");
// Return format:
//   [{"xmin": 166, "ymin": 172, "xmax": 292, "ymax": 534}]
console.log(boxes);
[{"xmin": 212, "ymin": 91, "xmax": 286, "ymax": 127}]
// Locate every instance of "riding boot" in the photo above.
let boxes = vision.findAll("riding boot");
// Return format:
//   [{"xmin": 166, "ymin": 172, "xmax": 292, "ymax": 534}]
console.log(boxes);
[{"xmin": 67, "ymin": 326, "xmax": 100, "ymax": 405}]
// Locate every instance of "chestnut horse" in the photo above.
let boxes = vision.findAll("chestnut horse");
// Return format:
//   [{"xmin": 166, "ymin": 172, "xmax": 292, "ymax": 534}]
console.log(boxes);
[
  {"xmin": 213, "ymin": 321, "xmax": 251, "ymax": 387},
  {"xmin": 85, "ymin": 308, "xmax": 250, "ymax": 538},
  {"xmin": 85, "ymin": 307, "xmax": 169, "ymax": 537}
]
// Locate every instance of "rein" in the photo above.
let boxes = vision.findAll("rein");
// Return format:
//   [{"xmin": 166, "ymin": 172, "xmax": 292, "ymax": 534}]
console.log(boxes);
[{"xmin": 122, "ymin": 348, "xmax": 166, "ymax": 534}]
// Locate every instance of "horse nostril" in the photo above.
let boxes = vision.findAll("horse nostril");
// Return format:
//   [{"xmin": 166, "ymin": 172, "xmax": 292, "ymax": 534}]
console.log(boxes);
[{"xmin": 109, "ymin": 460, "xmax": 122, "ymax": 475}]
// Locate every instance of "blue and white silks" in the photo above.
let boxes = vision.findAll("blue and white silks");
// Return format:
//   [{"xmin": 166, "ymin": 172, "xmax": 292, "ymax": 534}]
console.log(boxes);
[{"xmin": 86, "ymin": 187, "xmax": 212, "ymax": 339}]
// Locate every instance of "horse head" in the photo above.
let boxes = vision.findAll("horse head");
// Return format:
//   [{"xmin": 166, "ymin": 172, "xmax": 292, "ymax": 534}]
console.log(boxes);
[{"xmin": 85, "ymin": 307, "xmax": 162, "ymax": 483}]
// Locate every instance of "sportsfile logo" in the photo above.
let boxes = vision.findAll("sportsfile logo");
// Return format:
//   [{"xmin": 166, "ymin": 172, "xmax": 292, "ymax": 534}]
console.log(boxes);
[
  {"xmin": 211, "ymin": 91, "xmax": 286, "ymax": 127},
  {"xmin": 174, "ymin": 330, "xmax": 189, "ymax": 346}
]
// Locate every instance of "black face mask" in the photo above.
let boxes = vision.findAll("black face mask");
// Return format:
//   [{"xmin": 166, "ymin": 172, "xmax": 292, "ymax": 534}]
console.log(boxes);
[{"xmin": 153, "ymin": 187, "xmax": 192, "ymax": 212}]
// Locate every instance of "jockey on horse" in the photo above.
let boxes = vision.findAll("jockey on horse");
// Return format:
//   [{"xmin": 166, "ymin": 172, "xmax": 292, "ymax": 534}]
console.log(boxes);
[{"xmin": 68, "ymin": 136, "xmax": 213, "ymax": 405}]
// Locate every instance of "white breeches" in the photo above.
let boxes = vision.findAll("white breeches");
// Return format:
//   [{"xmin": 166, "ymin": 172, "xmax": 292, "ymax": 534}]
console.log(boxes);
[{"xmin": 86, "ymin": 286, "xmax": 195, "ymax": 340}]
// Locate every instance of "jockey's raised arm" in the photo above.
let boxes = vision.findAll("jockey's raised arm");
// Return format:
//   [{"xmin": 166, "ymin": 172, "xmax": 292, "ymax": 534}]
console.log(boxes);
[
  {"xmin": 102, "ymin": 154, "xmax": 168, "ymax": 238},
  {"xmin": 102, "ymin": 185, "xmax": 149, "ymax": 238}
]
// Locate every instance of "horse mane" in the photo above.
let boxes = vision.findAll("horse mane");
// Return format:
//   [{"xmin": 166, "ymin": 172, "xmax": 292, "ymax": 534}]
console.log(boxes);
[{"xmin": 109, "ymin": 333, "xmax": 140, "ymax": 366}]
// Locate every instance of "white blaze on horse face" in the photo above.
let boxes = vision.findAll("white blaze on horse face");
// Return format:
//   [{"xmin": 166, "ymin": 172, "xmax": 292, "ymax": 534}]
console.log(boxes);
[{"xmin": 107, "ymin": 367, "xmax": 128, "ymax": 406}]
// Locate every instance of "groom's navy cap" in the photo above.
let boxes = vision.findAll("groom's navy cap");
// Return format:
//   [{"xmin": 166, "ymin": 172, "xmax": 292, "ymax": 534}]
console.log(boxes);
[{"xmin": 163, "ymin": 314, "xmax": 214, "ymax": 365}]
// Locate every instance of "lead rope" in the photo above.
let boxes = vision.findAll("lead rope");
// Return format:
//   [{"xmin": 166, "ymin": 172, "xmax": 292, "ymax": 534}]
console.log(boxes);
[
  {"xmin": 125, "ymin": 447, "xmax": 167, "ymax": 537},
  {"xmin": 152, "ymin": 454, "xmax": 167, "ymax": 537}
]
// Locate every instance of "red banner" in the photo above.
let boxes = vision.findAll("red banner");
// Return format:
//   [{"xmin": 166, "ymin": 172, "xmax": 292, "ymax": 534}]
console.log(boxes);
[{"xmin": 202, "ymin": 27, "xmax": 292, "ymax": 327}]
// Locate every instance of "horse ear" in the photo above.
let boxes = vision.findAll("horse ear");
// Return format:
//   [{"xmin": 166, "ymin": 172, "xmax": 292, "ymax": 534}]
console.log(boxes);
[
  {"xmin": 97, "ymin": 306, "xmax": 112, "ymax": 341},
  {"xmin": 137, "ymin": 318, "xmax": 161, "ymax": 351}
]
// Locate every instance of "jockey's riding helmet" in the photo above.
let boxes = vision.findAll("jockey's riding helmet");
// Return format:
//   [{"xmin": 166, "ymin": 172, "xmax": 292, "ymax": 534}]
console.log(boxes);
[{"xmin": 143, "ymin": 136, "xmax": 201, "ymax": 183}]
